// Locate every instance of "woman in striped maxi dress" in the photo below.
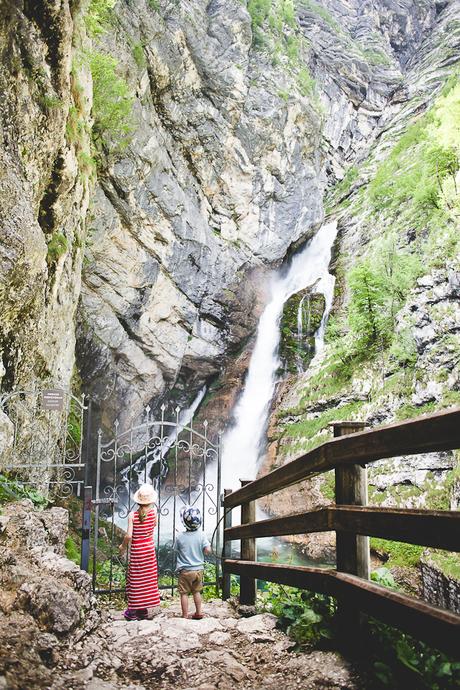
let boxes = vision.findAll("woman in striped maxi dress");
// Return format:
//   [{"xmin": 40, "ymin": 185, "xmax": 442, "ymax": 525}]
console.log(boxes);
[{"xmin": 119, "ymin": 483, "xmax": 161, "ymax": 621}]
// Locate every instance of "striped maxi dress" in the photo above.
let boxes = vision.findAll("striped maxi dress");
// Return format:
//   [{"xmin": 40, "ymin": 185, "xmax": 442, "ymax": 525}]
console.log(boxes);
[{"xmin": 127, "ymin": 509, "xmax": 160, "ymax": 610}]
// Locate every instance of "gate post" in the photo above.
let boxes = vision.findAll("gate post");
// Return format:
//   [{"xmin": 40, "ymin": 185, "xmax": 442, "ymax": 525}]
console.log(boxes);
[
  {"xmin": 80, "ymin": 485, "xmax": 92, "ymax": 572},
  {"xmin": 333, "ymin": 421, "xmax": 369, "ymax": 652},
  {"xmin": 239, "ymin": 479, "xmax": 256, "ymax": 606},
  {"xmin": 222, "ymin": 489, "xmax": 232, "ymax": 600}
]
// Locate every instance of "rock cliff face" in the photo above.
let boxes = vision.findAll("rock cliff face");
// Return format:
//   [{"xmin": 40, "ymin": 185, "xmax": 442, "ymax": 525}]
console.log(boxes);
[
  {"xmin": 79, "ymin": 0, "xmax": 457, "ymax": 432},
  {"xmin": 77, "ymin": 0, "xmax": 325, "ymax": 430},
  {"xmin": 0, "ymin": 1, "xmax": 91, "ymax": 394}
]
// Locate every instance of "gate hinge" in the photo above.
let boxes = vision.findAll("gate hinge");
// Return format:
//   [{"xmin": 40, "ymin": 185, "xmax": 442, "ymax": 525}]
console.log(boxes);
[{"xmin": 92, "ymin": 498, "xmax": 118, "ymax": 506}]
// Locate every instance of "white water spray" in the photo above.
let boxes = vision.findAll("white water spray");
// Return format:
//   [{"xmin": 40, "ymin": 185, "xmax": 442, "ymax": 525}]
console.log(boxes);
[{"xmin": 221, "ymin": 221, "xmax": 338, "ymax": 491}]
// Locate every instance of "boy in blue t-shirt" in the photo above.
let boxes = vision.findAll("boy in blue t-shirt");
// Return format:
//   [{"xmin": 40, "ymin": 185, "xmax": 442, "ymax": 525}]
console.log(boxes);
[{"xmin": 175, "ymin": 506, "xmax": 211, "ymax": 619}]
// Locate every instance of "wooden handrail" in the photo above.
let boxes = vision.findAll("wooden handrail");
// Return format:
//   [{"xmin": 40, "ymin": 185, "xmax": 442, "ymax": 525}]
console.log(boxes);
[
  {"xmin": 223, "ymin": 560, "xmax": 460, "ymax": 658},
  {"xmin": 225, "ymin": 408, "xmax": 460, "ymax": 508},
  {"xmin": 224, "ymin": 506, "xmax": 460, "ymax": 552}
]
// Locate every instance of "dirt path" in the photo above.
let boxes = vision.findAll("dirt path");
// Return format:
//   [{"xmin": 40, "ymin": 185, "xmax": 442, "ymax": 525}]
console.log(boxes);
[{"xmin": 59, "ymin": 600, "xmax": 364, "ymax": 690}]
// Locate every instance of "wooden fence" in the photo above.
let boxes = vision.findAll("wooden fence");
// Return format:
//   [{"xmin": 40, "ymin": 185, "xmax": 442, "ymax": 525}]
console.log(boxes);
[{"xmin": 221, "ymin": 408, "xmax": 460, "ymax": 658}]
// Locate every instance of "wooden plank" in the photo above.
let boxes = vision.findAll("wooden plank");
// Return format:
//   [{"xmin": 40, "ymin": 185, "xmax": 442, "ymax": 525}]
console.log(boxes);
[
  {"xmin": 334, "ymin": 421, "xmax": 369, "ymax": 580},
  {"xmin": 224, "ymin": 509, "xmax": 331, "ymax": 540},
  {"xmin": 224, "ymin": 506, "xmax": 460, "ymax": 551},
  {"xmin": 334, "ymin": 506, "xmax": 460, "ymax": 552},
  {"xmin": 240, "ymin": 480, "xmax": 256, "ymax": 605},
  {"xmin": 225, "ymin": 408, "xmax": 460, "ymax": 508},
  {"xmin": 223, "ymin": 559, "xmax": 460, "ymax": 658}
]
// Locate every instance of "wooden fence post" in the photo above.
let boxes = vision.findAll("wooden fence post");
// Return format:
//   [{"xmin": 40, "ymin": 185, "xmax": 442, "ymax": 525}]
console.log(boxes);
[
  {"xmin": 333, "ymin": 421, "xmax": 369, "ymax": 652},
  {"xmin": 239, "ymin": 479, "xmax": 256, "ymax": 606},
  {"xmin": 222, "ymin": 489, "xmax": 232, "ymax": 601}
]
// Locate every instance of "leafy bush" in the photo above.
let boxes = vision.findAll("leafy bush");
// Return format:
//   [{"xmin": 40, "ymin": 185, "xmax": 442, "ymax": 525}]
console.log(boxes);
[
  {"xmin": 258, "ymin": 582, "xmax": 336, "ymax": 644},
  {"xmin": 365, "ymin": 618, "xmax": 460, "ymax": 690},
  {"xmin": 88, "ymin": 51, "xmax": 134, "ymax": 151},
  {"xmin": 84, "ymin": 0, "xmax": 116, "ymax": 37},
  {"xmin": 370, "ymin": 567, "xmax": 399, "ymax": 590},
  {"xmin": 97, "ymin": 558, "xmax": 127, "ymax": 588},
  {"xmin": 0, "ymin": 473, "xmax": 48, "ymax": 508}
]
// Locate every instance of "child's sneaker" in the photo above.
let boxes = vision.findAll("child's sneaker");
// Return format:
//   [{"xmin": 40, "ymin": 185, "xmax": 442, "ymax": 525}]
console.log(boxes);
[
  {"xmin": 123, "ymin": 608, "xmax": 138, "ymax": 621},
  {"xmin": 136, "ymin": 609, "xmax": 148, "ymax": 620}
]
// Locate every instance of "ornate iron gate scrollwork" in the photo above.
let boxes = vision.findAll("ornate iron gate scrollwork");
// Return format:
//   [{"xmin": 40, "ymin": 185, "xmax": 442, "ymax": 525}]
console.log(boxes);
[
  {"xmin": 92, "ymin": 404, "xmax": 222, "ymax": 597},
  {"xmin": 0, "ymin": 388, "xmax": 87, "ymax": 499}
]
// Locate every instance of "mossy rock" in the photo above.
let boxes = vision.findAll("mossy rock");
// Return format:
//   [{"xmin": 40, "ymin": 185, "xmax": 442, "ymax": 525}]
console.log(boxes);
[{"xmin": 280, "ymin": 289, "xmax": 326, "ymax": 373}]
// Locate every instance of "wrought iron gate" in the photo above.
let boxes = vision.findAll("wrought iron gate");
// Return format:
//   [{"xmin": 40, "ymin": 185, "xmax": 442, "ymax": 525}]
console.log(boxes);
[
  {"xmin": 0, "ymin": 388, "xmax": 88, "ymax": 498},
  {"xmin": 90, "ymin": 404, "xmax": 222, "ymax": 596}
]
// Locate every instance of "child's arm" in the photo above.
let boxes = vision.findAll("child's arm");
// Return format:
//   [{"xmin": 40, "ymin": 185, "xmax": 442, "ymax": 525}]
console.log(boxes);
[
  {"xmin": 202, "ymin": 533, "xmax": 211, "ymax": 556},
  {"xmin": 119, "ymin": 513, "xmax": 134, "ymax": 554}
]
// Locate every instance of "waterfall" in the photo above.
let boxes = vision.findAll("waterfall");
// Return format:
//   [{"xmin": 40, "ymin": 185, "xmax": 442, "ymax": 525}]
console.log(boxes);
[{"xmin": 221, "ymin": 221, "xmax": 338, "ymax": 492}]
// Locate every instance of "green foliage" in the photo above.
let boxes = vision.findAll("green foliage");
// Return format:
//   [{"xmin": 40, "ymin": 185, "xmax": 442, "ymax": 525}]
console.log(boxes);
[
  {"xmin": 297, "ymin": 66, "xmax": 315, "ymax": 96},
  {"xmin": 366, "ymin": 618, "xmax": 460, "ymax": 690},
  {"xmin": 370, "ymin": 567, "xmax": 399, "ymax": 591},
  {"xmin": 395, "ymin": 401, "xmax": 436, "ymax": 421},
  {"xmin": 258, "ymin": 582, "xmax": 336, "ymax": 644},
  {"xmin": 97, "ymin": 558, "xmax": 127, "ymax": 588},
  {"xmin": 67, "ymin": 407, "xmax": 82, "ymax": 447},
  {"xmin": 247, "ymin": 0, "xmax": 316, "ymax": 98},
  {"xmin": 65, "ymin": 536, "xmax": 81, "ymax": 565},
  {"xmin": 132, "ymin": 42, "xmax": 146, "ymax": 68},
  {"xmin": 46, "ymin": 233, "xmax": 68, "ymax": 264},
  {"xmin": 328, "ymin": 233, "xmax": 421, "ymax": 369},
  {"xmin": 38, "ymin": 94, "xmax": 63, "ymax": 110},
  {"xmin": 84, "ymin": 0, "xmax": 116, "ymax": 37},
  {"xmin": 368, "ymin": 80, "xmax": 460, "ymax": 224},
  {"xmin": 283, "ymin": 400, "xmax": 364, "ymax": 440},
  {"xmin": 298, "ymin": 0, "xmax": 340, "ymax": 30},
  {"xmin": 148, "ymin": 0, "xmax": 160, "ymax": 9},
  {"xmin": 426, "ymin": 550, "xmax": 460, "ymax": 580},
  {"xmin": 361, "ymin": 48, "xmax": 390, "ymax": 66},
  {"xmin": 370, "ymin": 538, "xmax": 423, "ymax": 568},
  {"xmin": 320, "ymin": 470, "xmax": 335, "ymax": 501},
  {"xmin": 0, "ymin": 473, "xmax": 48, "ymax": 508},
  {"xmin": 88, "ymin": 51, "xmax": 134, "ymax": 151}
]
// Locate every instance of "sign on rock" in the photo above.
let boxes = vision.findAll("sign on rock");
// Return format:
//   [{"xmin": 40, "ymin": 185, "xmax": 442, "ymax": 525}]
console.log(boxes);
[{"xmin": 42, "ymin": 389, "xmax": 65, "ymax": 411}]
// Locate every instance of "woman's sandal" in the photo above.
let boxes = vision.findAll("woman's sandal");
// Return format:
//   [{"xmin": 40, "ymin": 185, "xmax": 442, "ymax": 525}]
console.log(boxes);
[{"xmin": 189, "ymin": 613, "xmax": 203, "ymax": 620}]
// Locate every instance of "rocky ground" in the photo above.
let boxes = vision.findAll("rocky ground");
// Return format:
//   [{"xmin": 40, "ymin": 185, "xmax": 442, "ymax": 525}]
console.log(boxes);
[
  {"xmin": 0, "ymin": 500, "xmax": 365, "ymax": 690},
  {"xmin": 57, "ymin": 601, "xmax": 364, "ymax": 690}
]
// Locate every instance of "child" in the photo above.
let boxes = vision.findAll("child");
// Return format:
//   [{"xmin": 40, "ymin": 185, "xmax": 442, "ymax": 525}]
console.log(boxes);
[
  {"xmin": 119, "ymin": 483, "xmax": 161, "ymax": 621},
  {"xmin": 175, "ymin": 506, "xmax": 211, "ymax": 619}
]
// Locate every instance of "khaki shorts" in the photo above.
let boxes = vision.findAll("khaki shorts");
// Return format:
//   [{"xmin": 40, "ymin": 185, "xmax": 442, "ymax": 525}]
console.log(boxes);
[{"xmin": 177, "ymin": 569, "xmax": 203, "ymax": 595}]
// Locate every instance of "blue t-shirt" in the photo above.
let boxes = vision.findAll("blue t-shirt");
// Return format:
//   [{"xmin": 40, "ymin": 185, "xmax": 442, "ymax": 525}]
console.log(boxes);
[{"xmin": 175, "ymin": 529, "xmax": 210, "ymax": 572}]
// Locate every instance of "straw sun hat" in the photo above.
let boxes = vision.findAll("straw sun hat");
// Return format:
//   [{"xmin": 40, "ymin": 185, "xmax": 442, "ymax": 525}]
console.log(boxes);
[{"xmin": 133, "ymin": 483, "xmax": 157, "ymax": 505}]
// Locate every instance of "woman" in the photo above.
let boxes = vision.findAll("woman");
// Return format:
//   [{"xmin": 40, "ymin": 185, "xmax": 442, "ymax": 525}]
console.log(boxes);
[{"xmin": 119, "ymin": 483, "xmax": 161, "ymax": 621}]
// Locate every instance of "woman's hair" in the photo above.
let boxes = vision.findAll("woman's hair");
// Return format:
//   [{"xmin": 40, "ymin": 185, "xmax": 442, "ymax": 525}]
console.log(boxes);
[{"xmin": 138, "ymin": 502, "xmax": 154, "ymax": 523}]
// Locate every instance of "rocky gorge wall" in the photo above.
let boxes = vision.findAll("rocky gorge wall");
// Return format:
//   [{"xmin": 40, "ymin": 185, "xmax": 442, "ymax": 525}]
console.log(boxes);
[
  {"xmin": 259, "ymin": 1, "xmax": 460, "ymax": 572},
  {"xmin": 77, "ymin": 0, "xmax": 328, "ymax": 431},
  {"xmin": 0, "ymin": 0, "xmax": 93, "ymax": 461}
]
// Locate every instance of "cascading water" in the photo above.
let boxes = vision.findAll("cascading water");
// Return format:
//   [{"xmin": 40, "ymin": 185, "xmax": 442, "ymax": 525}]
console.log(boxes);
[{"xmin": 221, "ymin": 220, "xmax": 338, "ymax": 492}]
